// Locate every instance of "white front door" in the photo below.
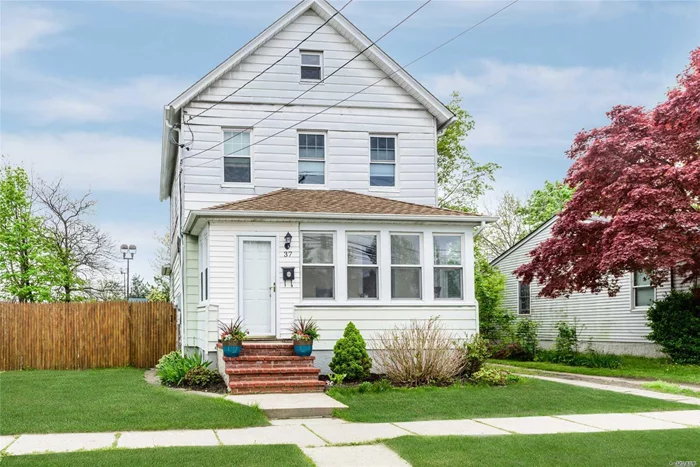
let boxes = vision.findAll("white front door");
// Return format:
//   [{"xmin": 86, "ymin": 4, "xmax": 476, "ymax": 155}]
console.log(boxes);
[{"xmin": 239, "ymin": 237, "xmax": 276, "ymax": 336}]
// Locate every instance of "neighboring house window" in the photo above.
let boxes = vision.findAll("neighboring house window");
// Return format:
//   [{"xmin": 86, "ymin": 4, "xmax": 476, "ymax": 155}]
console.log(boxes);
[
  {"xmin": 298, "ymin": 133, "xmax": 325, "ymax": 184},
  {"xmin": 223, "ymin": 130, "xmax": 251, "ymax": 183},
  {"xmin": 633, "ymin": 271, "xmax": 655, "ymax": 307},
  {"xmin": 518, "ymin": 281, "xmax": 531, "ymax": 315},
  {"xmin": 347, "ymin": 233, "xmax": 378, "ymax": 299},
  {"xmin": 300, "ymin": 51, "xmax": 322, "ymax": 81},
  {"xmin": 198, "ymin": 233, "xmax": 209, "ymax": 302},
  {"xmin": 370, "ymin": 136, "xmax": 396, "ymax": 187},
  {"xmin": 302, "ymin": 233, "xmax": 334, "ymax": 299},
  {"xmin": 433, "ymin": 235, "xmax": 462, "ymax": 299},
  {"xmin": 391, "ymin": 234, "xmax": 421, "ymax": 299}
]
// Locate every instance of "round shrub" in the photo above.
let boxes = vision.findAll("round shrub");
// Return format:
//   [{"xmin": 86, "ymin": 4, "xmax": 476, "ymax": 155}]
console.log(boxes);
[
  {"xmin": 182, "ymin": 366, "xmax": 222, "ymax": 389},
  {"xmin": 647, "ymin": 290, "xmax": 700, "ymax": 364},
  {"xmin": 460, "ymin": 333, "xmax": 490, "ymax": 377},
  {"xmin": 329, "ymin": 322, "xmax": 372, "ymax": 382}
]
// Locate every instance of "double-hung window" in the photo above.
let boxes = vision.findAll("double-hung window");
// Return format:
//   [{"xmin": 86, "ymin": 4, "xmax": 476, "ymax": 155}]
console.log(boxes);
[
  {"xmin": 198, "ymin": 232, "xmax": 209, "ymax": 302},
  {"xmin": 298, "ymin": 133, "xmax": 325, "ymax": 185},
  {"xmin": 370, "ymin": 136, "xmax": 396, "ymax": 187},
  {"xmin": 223, "ymin": 130, "xmax": 251, "ymax": 183},
  {"xmin": 433, "ymin": 235, "xmax": 463, "ymax": 299},
  {"xmin": 633, "ymin": 271, "xmax": 655, "ymax": 307},
  {"xmin": 302, "ymin": 233, "xmax": 335, "ymax": 299},
  {"xmin": 347, "ymin": 233, "xmax": 378, "ymax": 299},
  {"xmin": 300, "ymin": 51, "xmax": 322, "ymax": 81},
  {"xmin": 391, "ymin": 234, "xmax": 421, "ymax": 299},
  {"xmin": 518, "ymin": 281, "xmax": 531, "ymax": 315}
]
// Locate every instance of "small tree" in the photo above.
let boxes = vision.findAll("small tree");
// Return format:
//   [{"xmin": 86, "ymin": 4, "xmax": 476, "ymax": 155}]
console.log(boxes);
[
  {"xmin": 147, "ymin": 274, "xmax": 170, "ymax": 302},
  {"xmin": 518, "ymin": 180, "xmax": 574, "ymax": 231},
  {"xmin": 474, "ymin": 250, "xmax": 513, "ymax": 341},
  {"xmin": 329, "ymin": 322, "xmax": 372, "ymax": 381},
  {"xmin": 129, "ymin": 274, "xmax": 151, "ymax": 299},
  {"xmin": 478, "ymin": 192, "xmax": 529, "ymax": 259}
]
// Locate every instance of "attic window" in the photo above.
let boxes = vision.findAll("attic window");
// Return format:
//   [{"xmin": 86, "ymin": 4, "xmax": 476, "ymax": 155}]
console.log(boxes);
[{"xmin": 300, "ymin": 51, "xmax": 322, "ymax": 81}]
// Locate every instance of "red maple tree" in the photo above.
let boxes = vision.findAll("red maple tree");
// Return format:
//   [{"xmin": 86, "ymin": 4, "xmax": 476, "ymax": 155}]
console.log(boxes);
[{"xmin": 516, "ymin": 48, "xmax": 700, "ymax": 297}]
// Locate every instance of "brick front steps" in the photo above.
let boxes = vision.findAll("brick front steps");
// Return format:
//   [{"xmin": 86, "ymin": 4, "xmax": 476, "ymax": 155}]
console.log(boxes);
[{"xmin": 221, "ymin": 341, "xmax": 326, "ymax": 394}]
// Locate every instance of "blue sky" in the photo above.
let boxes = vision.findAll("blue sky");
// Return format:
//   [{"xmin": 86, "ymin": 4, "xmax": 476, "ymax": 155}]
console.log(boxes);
[{"xmin": 1, "ymin": 0, "xmax": 698, "ymax": 281}]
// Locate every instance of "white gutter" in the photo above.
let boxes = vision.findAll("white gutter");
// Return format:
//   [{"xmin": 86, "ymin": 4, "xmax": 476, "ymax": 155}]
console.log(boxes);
[{"xmin": 184, "ymin": 209, "xmax": 497, "ymax": 233}]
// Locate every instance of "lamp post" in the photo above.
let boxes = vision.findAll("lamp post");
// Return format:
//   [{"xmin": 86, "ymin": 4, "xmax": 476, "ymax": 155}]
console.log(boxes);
[{"xmin": 120, "ymin": 244, "xmax": 137, "ymax": 299}]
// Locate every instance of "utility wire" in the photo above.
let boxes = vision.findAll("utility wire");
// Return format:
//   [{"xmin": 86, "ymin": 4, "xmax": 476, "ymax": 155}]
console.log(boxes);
[
  {"xmin": 186, "ymin": 0, "xmax": 518, "ymax": 171},
  {"xmin": 182, "ymin": 0, "xmax": 432, "ymax": 161},
  {"xmin": 185, "ymin": 0, "xmax": 354, "ymax": 123}
]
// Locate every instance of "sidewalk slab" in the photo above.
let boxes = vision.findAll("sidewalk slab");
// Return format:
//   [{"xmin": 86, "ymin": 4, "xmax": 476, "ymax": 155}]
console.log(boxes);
[
  {"xmin": 636, "ymin": 410, "xmax": 700, "ymax": 427},
  {"xmin": 117, "ymin": 430, "xmax": 218, "ymax": 449},
  {"xmin": 303, "ymin": 445, "xmax": 411, "ymax": 467},
  {"xmin": 307, "ymin": 422, "xmax": 410, "ymax": 444},
  {"xmin": 271, "ymin": 418, "xmax": 348, "ymax": 426},
  {"xmin": 395, "ymin": 419, "xmax": 508, "ymax": 436},
  {"xmin": 558, "ymin": 413, "xmax": 689, "ymax": 431},
  {"xmin": 226, "ymin": 393, "xmax": 347, "ymax": 419},
  {"xmin": 475, "ymin": 416, "xmax": 601, "ymax": 434},
  {"xmin": 6, "ymin": 432, "xmax": 115, "ymax": 455},
  {"xmin": 0, "ymin": 436, "xmax": 16, "ymax": 451},
  {"xmin": 216, "ymin": 425, "xmax": 325, "ymax": 447}
]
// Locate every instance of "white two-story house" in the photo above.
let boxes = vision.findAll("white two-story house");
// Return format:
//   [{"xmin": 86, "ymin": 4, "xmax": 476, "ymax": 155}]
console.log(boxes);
[{"xmin": 160, "ymin": 0, "xmax": 489, "ymax": 373}]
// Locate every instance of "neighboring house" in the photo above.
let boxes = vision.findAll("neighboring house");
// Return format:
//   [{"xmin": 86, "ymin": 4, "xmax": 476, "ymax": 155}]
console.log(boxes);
[
  {"xmin": 159, "ymin": 0, "xmax": 490, "ymax": 374},
  {"xmin": 491, "ymin": 216, "xmax": 693, "ymax": 357}
]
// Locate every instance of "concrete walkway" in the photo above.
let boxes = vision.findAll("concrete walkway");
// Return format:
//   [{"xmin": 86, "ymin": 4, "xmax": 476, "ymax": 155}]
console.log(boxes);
[
  {"xmin": 518, "ymin": 373, "xmax": 700, "ymax": 406},
  {"xmin": 2, "ymin": 410, "xmax": 698, "ymax": 460}
]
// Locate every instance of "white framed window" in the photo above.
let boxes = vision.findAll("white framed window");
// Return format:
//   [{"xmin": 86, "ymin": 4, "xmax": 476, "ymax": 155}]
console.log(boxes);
[
  {"xmin": 370, "ymin": 135, "xmax": 396, "ymax": 187},
  {"xmin": 347, "ymin": 233, "xmax": 378, "ymax": 299},
  {"xmin": 433, "ymin": 234, "xmax": 463, "ymax": 299},
  {"xmin": 302, "ymin": 232, "xmax": 335, "ymax": 299},
  {"xmin": 198, "ymin": 232, "xmax": 209, "ymax": 302},
  {"xmin": 298, "ymin": 132, "xmax": 325, "ymax": 185},
  {"xmin": 223, "ymin": 130, "xmax": 251, "ymax": 183},
  {"xmin": 300, "ymin": 51, "xmax": 323, "ymax": 81},
  {"xmin": 391, "ymin": 233, "xmax": 421, "ymax": 299},
  {"xmin": 633, "ymin": 271, "xmax": 655, "ymax": 308},
  {"xmin": 518, "ymin": 281, "xmax": 531, "ymax": 315}
]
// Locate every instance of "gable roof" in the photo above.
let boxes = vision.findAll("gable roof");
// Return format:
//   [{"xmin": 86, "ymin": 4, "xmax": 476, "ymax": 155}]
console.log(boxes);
[
  {"xmin": 490, "ymin": 216, "xmax": 558, "ymax": 267},
  {"xmin": 183, "ymin": 189, "xmax": 494, "ymax": 233},
  {"xmin": 160, "ymin": 0, "xmax": 454, "ymax": 200}
]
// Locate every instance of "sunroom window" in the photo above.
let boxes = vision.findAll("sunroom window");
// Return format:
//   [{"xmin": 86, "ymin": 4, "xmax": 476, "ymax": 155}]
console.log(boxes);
[
  {"xmin": 347, "ymin": 234, "xmax": 378, "ymax": 299},
  {"xmin": 302, "ymin": 233, "xmax": 334, "ymax": 299},
  {"xmin": 391, "ymin": 234, "xmax": 421, "ymax": 299},
  {"xmin": 433, "ymin": 235, "xmax": 462, "ymax": 299}
]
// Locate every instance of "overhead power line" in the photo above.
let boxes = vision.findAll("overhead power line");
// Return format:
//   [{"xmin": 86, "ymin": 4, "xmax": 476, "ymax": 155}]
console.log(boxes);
[
  {"xmin": 182, "ymin": 0, "xmax": 432, "ymax": 162},
  {"xmin": 185, "ymin": 0, "xmax": 354, "ymax": 123}
]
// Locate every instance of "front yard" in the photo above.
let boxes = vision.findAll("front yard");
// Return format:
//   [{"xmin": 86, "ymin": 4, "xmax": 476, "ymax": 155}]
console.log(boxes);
[
  {"xmin": 491, "ymin": 355, "xmax": 700, "ymax": 385},
  {"xmin": 386, "ymin": 429, "xmax": 700, "ymax": 467},
  {"xmin": 0, "ymin": 368, "xmax": 269, "ymax": 435},
  {"xmin": 328, "ymin": 377, "xmax": 691, "ymax": 423}
]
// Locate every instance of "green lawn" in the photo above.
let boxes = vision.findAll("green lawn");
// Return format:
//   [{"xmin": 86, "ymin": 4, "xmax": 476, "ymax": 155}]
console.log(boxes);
[
  {"xmin": 386, "ymin": 430, "xmax": 700, "ymax": 467},
  {"xmin": 1, "ymin": 446, "xmax": 314, "ymax": 467},
  {"xmin": 328, "ymin": 378, "xmax": 690, "ymax": 423},
  {"xmin": 491, "ymin": 355, "xmax": 700, "ymax": 385},
  {"xmin": 0, "ymin": 368, "xmax": 269, "ymax": 435}
]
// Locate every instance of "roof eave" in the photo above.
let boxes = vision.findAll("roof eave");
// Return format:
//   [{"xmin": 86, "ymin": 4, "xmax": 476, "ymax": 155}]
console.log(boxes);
[
  {"xmin": 159, "ymin": 106, "xmax": 178, "ymax": 201},
  {"xmin": 184, "ymin": 209, "xmax": 496, "ymax": 233}
]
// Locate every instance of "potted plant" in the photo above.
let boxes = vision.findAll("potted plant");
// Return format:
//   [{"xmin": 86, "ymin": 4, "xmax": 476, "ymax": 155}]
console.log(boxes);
[
  {"xmin": 290, "ymin": 317, "xmax": 320, "ymax": 357},
  {"xmin": 218, "ymin": 318, "xmax": 248, "ymax": 358}
]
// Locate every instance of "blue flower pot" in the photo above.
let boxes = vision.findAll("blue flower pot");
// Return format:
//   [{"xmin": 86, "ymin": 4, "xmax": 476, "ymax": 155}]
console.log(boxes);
[
  {"xmin": 222, "ymin": 342, "xmax": 242, "ymax": 358},
  {"xmin": 294, "ymin": 341, "xmax": 313, "ymax": 357}
]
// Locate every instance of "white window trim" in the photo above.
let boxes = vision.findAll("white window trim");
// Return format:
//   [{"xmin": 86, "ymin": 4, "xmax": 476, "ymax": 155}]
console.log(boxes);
[
  {"xmin": 347, "ymin": 232, "xmax": 380, "ymax": 300},
  {"xmin": 390, "ymin": 232, "xmax": 422, "ymax": 300},
  {"xmin": 631, "ymin": 271, "xmax": 656, "ymax": 310},
  {"xmin": 297, "ymin": 130, "xmax": 328, "ymax": 187},
  {"xmin": 433, "ymin": 233, "xmax": 464, "ymax": 300},
  {"xmin": 301, "ymin": 231, "xmax": 336, "ymax": 301},
  {"xmin": 517, "ymin": 280, "xmax": 531, "ymax": 315},
  {"xmin": 221, "ymin": 128, "xmax": 254, "ymax": 187},
  {"xmin": 299, "ymin": 50, "xmax": 323, "ymax": 83},
  {"xmin": 369, "ymin": 134, "xmax": 399, "ymax": 192},
  {"xmin": 198, "ymin": 229, "xmax": 209, "ymax": 305}
]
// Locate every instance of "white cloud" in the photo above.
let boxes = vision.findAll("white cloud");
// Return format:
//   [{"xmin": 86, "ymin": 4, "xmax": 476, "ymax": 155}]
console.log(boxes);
[
  {"xmin": 0, "ymin": 6, "xmax": 69, "ymax": 57},
  {"xmin": 424, "ymin": 60, "xmax": 670, "ymax": 153},
  {"xmin": 6, "ymin": 75, "xmax": 187, "ymax": 124},
  {"xmin": 1, "ymin": 132, "xmax": 161, "ymax": 195}
]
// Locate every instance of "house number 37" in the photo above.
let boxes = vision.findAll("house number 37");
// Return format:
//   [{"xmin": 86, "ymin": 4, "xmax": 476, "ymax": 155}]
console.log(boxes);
[{"xmin": 283, "ymin": 251, "xmax": 292, "ymax": 257}]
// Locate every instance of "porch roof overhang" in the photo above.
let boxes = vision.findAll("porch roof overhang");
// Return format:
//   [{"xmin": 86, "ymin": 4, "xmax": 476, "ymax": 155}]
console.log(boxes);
[{"xmin": 183, "ymin": 209, "xmax": 496, "ymax": 235}]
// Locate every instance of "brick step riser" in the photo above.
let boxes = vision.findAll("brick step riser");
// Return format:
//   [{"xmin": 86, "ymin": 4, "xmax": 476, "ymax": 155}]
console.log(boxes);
[
  {"xmin": 229, "ymin": 375, "xmax": 322, "ymax": 383},
  {"xmin": 227, "ymin": 368, "xmax": 320, "ymax": 375},
  {"xmin": 240, "ymin": 349, "xmax": 296, "ymax": 357},
  {"xmin": 225, "ymin": 363, "xmax": 317, "ymax": 371},
  {"xmin": 230, "ymin": 386, "xmax": 325, "ymax": 395}
]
